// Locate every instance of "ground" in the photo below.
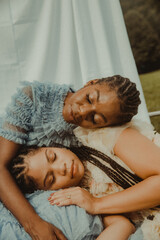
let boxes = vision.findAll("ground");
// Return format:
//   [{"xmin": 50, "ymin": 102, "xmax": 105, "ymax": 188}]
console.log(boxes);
[{"xmin": 139, "ymin": 70, "xmax": 160, "ymax": 132}]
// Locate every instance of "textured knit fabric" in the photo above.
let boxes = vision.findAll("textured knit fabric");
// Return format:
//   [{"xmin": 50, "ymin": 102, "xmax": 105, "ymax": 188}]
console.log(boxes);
[
  {"xmin": 0, "ymin": 81, "xmax": 79, "ymax": 147},
  {"xmin": 74, "ymin": 119, "xmax": 160, "ymax": 240},
  {"xmin": 75, "ymin": 119, "xmax": 156, "ymax": 197},
  {"xmin": 0, "ymin": 190, "xmax": 103, "ymax": 240}
]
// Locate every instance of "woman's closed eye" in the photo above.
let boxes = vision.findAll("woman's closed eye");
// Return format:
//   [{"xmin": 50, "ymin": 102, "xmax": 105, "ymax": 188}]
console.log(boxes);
[
  {"xmin": 86, "ymin": 94, "xmax": 92, "ymax": 104},
  {"xmin": 91, "ymin": 114, "xmax": 96, "ymax": 124},
  {"xmin": 85, "ymin": 113, "xmax": 96, "ymax": 125},
  {"xmin": 44, "ymin": 171, "xmax": 55, "ymax": 188},
  {"xmin": 46, "ymin": 149, "xmax": 56, "ymax": 163}
]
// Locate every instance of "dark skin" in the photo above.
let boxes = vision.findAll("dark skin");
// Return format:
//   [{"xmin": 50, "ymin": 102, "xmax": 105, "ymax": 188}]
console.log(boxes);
[
  {"xmin": 0, "ymin": 81, "xmax": 120, "ymax": 239},
  {"xmin": 63, "ymin": 81, "xmax": 120, "ymax": 128},
  {"xmin": 0, "ymin": 137, "xmax": 67, "ymax": 240}
]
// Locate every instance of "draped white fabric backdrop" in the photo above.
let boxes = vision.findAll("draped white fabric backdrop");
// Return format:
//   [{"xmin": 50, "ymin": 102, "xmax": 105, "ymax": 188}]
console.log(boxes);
[{"xmin": 0, "ymin": 0, "xmax": 149, "ymax": 122}]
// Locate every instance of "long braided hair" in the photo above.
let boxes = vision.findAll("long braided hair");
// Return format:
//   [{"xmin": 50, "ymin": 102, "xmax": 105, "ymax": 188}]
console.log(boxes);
[
  {"xmin": 8, "ymin": 146, "xmax": 39, "ymax": 193},
  {"xmin": 69, "ymin": 145, "xmax": 142, "ymax": 189},
  {"xmin": 9, "ymin": 143, "xmax": 142, "ymax": 193},
  {"xmin": 93, "ymin": 75, "xmax": 141, "ymax": 125}
]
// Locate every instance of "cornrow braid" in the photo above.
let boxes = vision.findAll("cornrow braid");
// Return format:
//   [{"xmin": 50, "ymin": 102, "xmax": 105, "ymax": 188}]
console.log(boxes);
[
  {"xmin": 8, "ymin": 146, "xmax": 39, "ymax": 193},
  {"xmin": 69, "ymin": 145, "xmax": 143, "ymax": 190},
  {"xmin": 9, "ymin": 142, "xmax": 142, "ymax": 193},
  {"xmin": 94, "ymin": 75, "xmax": 141, "ymax": 125},
  {"xmin": 44, "ymin": 142, "xmax": 143, "ymax": 189}
]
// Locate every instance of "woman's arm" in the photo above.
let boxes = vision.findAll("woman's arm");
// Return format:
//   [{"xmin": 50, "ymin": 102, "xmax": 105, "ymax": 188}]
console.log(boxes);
[
  {"xmin": 49, "ymin": 128, "xmax": 160, "ymax": 214},
  {"xmin": 97, "ymin": 215, "xmax": 135, "ymax": 240},
  {"xmin": 93, "ymin": 127, "xmax": 160, "ymax": 214},
  {"xmin": 0, "ymin": 137, "xmax": 66, "ymax": 240},
  {"xmin": 94, "ymin": 174, "xmax": 160, "ymax": 214}
]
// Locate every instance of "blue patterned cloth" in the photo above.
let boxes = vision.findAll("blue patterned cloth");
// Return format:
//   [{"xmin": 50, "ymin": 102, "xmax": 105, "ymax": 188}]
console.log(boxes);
[
  {"xmin": 0, "ymin": 190, "xmax": 103, "ymax": 240},
  {"xmin": 0, "ymin": 81, "xmax": 145, "ymax": 239},
  {"xmin": 0, "ymin": 81, "xmax": 80, "ymax": 147}
]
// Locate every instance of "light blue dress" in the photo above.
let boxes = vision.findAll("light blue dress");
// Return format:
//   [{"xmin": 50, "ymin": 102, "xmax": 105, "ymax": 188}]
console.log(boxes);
[
  {"xmin": 0, "ymin": 191, "xmax": 103, "ymax": 240},
  {"xmin": 0, "ymin": 190, "xmax": 144, "ymax": 240},
  {"xmin": 0, "ymin": 82, "xmax": 144, "ymax": 239},
  {"xmin": 0, "ymin": 82, "xmax": 103, "ymax": 239},
  {"xmin": 0, "ymin": 81, "xmax": 79, "ymax": 147}
]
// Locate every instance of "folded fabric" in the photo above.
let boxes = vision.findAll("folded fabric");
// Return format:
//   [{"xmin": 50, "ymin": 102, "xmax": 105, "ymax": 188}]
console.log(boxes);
[{"xmin": 0, "ymin": 190, "xmax": 103, "ymax": 240}]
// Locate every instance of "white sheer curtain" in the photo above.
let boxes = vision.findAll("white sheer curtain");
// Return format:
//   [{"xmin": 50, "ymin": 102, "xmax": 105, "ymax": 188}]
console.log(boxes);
[{"xmin": 0, "ymin": 0, "xmax": 149, "ymax": 122}]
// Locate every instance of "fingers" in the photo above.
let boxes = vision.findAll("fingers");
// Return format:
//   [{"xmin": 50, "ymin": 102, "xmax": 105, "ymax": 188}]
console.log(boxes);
[
  {"xmin": 29, "ymin": 219, "xmax": 66, "ymax": 240},
  {"xmin": 49, "ymin": 192, "xmax": 74, "ymax": 206},
  {"xmin": 31, "ymin": 233, "xmax": 58, "ymax": 240},
  {"xmin": 48, "ymin": 188, "xmax": 95, "ymax": 214},
  {"xmin": 48, "ymin": 187, "xmax": 81, "ymax": 206},
  {"xmin": 50, "ymin": 187, "xmax": 80, "ymax": 197},
  {"xmin": 53, "ymin": 227, "xmax": 67, "ymax": 240},
  {"xmin": 51, "ymin": 197, "xmax": 72, "ymax": 207},
  {"xmin": 48, "ymin": 187, "xmax": 76, "ymax": 201}
]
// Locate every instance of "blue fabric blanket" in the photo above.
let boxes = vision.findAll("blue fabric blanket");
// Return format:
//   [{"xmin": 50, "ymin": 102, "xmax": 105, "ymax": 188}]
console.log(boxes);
[
  {"xmin": 0, "ymin": 190, "xmax": 103, "ymax": 240},
  {"xmin": 0, "ymin": 190, "xmax": 144, "ymax": 239}
]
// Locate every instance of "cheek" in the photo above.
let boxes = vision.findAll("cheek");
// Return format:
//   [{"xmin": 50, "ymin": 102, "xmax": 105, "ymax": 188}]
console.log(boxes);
[
  {"xmin": 74, "ymin": 177, "xmax": 82, "ymax": 185},
  {"xmin": 52, "ymin": 178, "xmax": 75, "ymax": 190},
  {"xmin": 71, "ymin": 92, "xmax": 86, "ymax": 104},
  {"xmin": 79, "ymin": 120, "xmax": 94, "ymax": 128},
  {"xmin": 64, "ymin": 177, "xmax": 81, "ymax": 188},
  {"xmin": 74, "ymin": 170, "xmax": 84, "ymax": 184}
]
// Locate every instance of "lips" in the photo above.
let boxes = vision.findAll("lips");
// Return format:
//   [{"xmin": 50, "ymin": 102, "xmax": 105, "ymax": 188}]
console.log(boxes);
[
  {"xmin": 69, "ymin": 109, "xmax": 76, "ymax": 124},
  {"xmin": 71, "ymin": 109, "xmax": 83, "ymax": 125},
  {"xmin": 70, "ymin": 160, "xmax": 74, "ymax": 178},
  {"xmin": 70, "ymin": 104, "xmax": 83, "ymax": 125},
  {"xmin": 74, "ymin": 115, "xmax": 83, "ymax": 125}
]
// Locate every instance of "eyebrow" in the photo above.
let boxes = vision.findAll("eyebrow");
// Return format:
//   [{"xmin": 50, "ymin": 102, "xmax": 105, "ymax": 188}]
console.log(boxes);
[
  {"xmin": 95, "ymin": 90, "xmax": 107, "ymax": 124},
  {"xmin": 43, "ymin": 150, "xmax": 54, "ymax": 188},
  {"xmin": 96, "ymin": 89, "xmax": 100, "ymax": 102},
  {"xmin": 93, "ymin": 113, "xmax": 107, "ymax": 125},
  {"xmin": 43, "ymin": 150, "xmax": 49, "ymax": 187},
  {"xmin": 45, "ymin": 149, "xmax": 56, "ymax": 162},
  {"xmin": 43, "ymin": 171, "xmax": 52, "ymax": 188},
  {"xmin": 45, "ymin": 149, "xmax": 49, "ymax": 162},
  {"xmin": 100, "ymin": 114, "xmax": 107, "ymax": 123}
]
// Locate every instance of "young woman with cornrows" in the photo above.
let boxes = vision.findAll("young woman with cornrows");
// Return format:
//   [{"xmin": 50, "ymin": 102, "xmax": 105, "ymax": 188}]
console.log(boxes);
[
  {"xmin": 0, "ymin": 145, "xmax": 135, "ymax": 240},
  {"xmin": 4, "ymin": 117, "xmax": 160, "ymax": 240},
  {"xmin": 0, "ymin": 75, "xmax": 141, "ymax": 240}
]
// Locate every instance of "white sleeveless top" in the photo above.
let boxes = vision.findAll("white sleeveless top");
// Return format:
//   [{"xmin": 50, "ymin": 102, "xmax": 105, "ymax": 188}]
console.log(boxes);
[{"xmin": 74, "ymin": 119, "xmax": 160, "ymax": 240}]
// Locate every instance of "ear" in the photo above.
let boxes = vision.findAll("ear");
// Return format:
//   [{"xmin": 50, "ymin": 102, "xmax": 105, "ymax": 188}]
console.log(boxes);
[{"xmin": 84, "ymin": 79, "xmax": 99, "ymax": 87}]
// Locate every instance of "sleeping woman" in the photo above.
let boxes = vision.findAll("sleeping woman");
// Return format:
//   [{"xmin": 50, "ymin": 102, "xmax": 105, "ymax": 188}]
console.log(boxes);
[
  {"xmin": 3, "ymin": 118, "xmax": 160, "ymax": 240},
  {"xmin": 0, "ymin": 75, "xmax": 142, "ymax": 239},
  {"xmin": 4, "ymin": 145, "xmax": 135, "ymax": 240}
]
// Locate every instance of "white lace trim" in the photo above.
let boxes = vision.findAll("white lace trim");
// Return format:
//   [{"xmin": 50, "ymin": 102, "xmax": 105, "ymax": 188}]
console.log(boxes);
[{"xmin": 75, "ymin": 119, "xmax": 160, "ymax": 234}]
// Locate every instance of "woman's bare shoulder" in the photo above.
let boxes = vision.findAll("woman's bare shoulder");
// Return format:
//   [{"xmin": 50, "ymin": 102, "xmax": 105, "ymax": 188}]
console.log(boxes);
[{"xmin": 114, "ymin": 127, "xmax": 160, "ymax": 178}]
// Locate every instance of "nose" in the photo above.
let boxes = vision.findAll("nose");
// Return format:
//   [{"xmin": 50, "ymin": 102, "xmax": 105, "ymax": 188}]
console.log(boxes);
[
  {"xmin": 79, "ymin": 105, "xmax": 92, "ymax": 118},
  {"xmin": 52, "ymin": 163, "xmax": 66, "ymax": 176}
]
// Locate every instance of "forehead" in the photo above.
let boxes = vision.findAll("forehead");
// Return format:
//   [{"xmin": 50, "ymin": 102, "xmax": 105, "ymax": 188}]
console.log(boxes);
[
  {"xmin": 83, "ymin": 82, "xmax": 110, "ymax": 91},
  {"xmin": 85, "ymin": 83, "xmax": 117, "ymax": 99},
  {"xmin": 85, "ymin": 85, "xmax": 120, "ymax": 125},
  {"xmin": 86, "ymin": 84, "xmax": 119, "ymax": 107},
  {"xmin": 24, "ymin": 149, "xmax": 44, "ymax": 171}
]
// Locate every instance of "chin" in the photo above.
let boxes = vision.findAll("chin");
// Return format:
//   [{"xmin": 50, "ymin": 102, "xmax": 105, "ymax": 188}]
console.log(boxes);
[{"xmin": 80, "ymin": 125, "xmax": 94, "ymax": 129}]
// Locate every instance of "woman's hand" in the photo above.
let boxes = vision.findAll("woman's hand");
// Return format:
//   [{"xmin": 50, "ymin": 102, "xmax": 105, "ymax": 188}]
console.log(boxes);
[
  {"xmin": 26, "ymin": 218, "xmax": 67, "ymax": 240},
  {"xmin": 48, "ymin": 187, "xmax": 97, "ymax": 214}
]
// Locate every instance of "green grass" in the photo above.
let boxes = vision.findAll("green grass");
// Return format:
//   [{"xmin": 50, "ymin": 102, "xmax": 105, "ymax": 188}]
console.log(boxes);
[{"xmin": 139, "ymin": 70, "xmax": 160, "ymax": 132}]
